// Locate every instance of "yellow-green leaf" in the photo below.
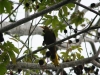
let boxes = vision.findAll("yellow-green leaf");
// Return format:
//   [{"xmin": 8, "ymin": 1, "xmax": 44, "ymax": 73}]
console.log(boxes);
[{"xmin": 7, "ymin": 49, "xmax": 16, "ymax": 64}]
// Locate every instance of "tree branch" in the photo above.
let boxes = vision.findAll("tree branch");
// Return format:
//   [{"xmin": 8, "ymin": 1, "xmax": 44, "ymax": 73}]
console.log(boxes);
[
  {"xmin": 7, "ymin": 57, "xmax": 94, "ymax": 70},
  {"xmin": 85, "ymin": 37, "xmax": 97, "ymax": 54},
  {"xmin": 8, "ymin": 48, "xmax": 100, "ymax": 70},
  {"xmin": 91, "ymin": 60, "xmax": 100, "ymax": 68}
]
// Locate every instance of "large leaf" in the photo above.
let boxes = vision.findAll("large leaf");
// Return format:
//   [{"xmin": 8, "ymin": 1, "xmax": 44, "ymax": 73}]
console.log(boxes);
[
  {"xmin": 70, "ymin": 11, "xmax": 85, "ymax": 26},
  {"xmin": 62, "ymin": 6, "xmax": 68, "ymax": 16},
  {"xmin": 67, "ymin": 3, "xmax": 75, "ymax": 10},
  {"xmin": 61, "ymin": 52, "xmax": 69, "ymax": 61},
  {"xmin": 7, "ymin": 49, "xmax": 16, "ymax": 64},
  {"xmin": 43, "ymin": 18, "xmax": 52, "ymax": 26},
  {"xmin": 6, "ymin": 41, "xmax": 19, "ymax": 54},
  {"xmin": 0, "ymin": 0, "xmax": 12, "ymax": 14},
  {"xmin": 52, "ymin": 16, "xmax": 58, "ymax": 28},
  {"xmin": 0, "ymin": 1, "xmax": 5, "ymax": 14},
  {"xmin": 3, "ymin": 53, "xmax": 10, "ymax": 64},
  {"xmin": 44, "ymin": 14, "xmax": 52, "ymax": 19},
  {"xmin": 38, "ymin": 5, "xmax": 46, "ymax": 11},
  {"xmin": 0, "ymin": 41, "xmax": 19, "ymax": 64},
  {"xmin": 42, "ymin": 15, "xmax": 53, "ymax": 26},
  {"xmin": 3, "ymin": 0, "xmax": 12, "ymax": 13},
  {"xmin": 76, "ymin": 52, "xmax": 84, "ymax": 59},
  {"xmin": 0, "ymin": 63, "xmax": 7, "ymax": 75}
]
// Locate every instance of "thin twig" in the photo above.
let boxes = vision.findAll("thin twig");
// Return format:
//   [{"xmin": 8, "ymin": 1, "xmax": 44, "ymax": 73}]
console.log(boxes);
[{"xmin": 73, "ymin": 1, "xmax": 100, "ymax": 15}]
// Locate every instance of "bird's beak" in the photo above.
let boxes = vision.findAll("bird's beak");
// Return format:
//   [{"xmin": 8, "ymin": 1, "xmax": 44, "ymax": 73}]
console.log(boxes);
[{"xmin": 39, "ymin": 26, "xmax": 44, "ymax": 29}]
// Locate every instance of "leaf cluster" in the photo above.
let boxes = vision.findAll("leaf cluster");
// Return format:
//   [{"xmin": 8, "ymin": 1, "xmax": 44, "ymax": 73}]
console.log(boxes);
[
  {"xmin": 0, "ymin": 0, "xmax": 13, "ymax": 14},
  {"xmin": 0, "ymin": 41, "xmax": 19, "ymax": 74},
  {"xmin": 61, "ymin": 45, "xmax": 84, "ymax": 61}
]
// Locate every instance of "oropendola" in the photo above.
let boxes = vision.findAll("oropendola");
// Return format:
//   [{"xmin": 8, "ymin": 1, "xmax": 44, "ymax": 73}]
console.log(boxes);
[{"xmin": 41, "ymin": 26, "xmax": 59, "ymax": 66}]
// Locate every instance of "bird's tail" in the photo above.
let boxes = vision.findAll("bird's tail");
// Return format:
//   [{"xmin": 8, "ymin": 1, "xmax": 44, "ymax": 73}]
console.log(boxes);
[{"xmin": 51, "ymin": 53, "xmax": 59, "ymax": 66}]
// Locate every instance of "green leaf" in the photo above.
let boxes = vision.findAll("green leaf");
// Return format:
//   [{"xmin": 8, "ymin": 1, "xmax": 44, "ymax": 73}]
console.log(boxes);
[
  {"xmin": 61, "ymin": 52, "xmax": 69, "ymax": 61},
  {"xmin": 38, "ymin": 46, "xmax": 46, "ymax": 55},
  {"xmin": 38, "ymin": 5, "xmax": 46, "ymax": 11},
  {"xmin": 0, "ymin": 1, "xmax": 5, "ymax": 14},
  {"xmin": 3, "ymin": 0, "xmax": 12, "ymax": 13},
  {"xmin": 0, "ymin": 52, "xmax": 6, "ymax": 62},
  {"xmin": 7, "ymin": 49, "xmax": 16, "ymax": 64},
  {"xmin": 80, "ymin": 56, "xmax": 84, "ymax": 59},
  {"xmin": 58, "ymin": 9, "xmax": 62, "ymax": 17},
  {"xmin": 54, "ymin": 28, "xmax": 59, "ymax": 37},
  {"xmin": 52, "ymin": 16, "xmax": 57, "ymax": 27},
  {"xmin": 70, "ymin": 11, "xmax": 85, "ymax": 26},
  {"xmin": 71, "ymin": 53, "xmax": 76, "ymax": 60},
  {"xmin": 44, "ymin": 14, "xmax": 52, "ymax": 19},
  {"xmin": 77, "ymin": 47, "xmax": 83, "ymax": 53},
  {"xmin": 43, "ymin": 19, "xmax": 52, "ymax": 26},
  {"xmin": 0, "ymin": 63, "xmax": 7, "ymax": 75},
  {"xmin": 42, "ymin": 15, "xmax": 53, "ymax": 26},
  {"xmin": 76, "ymin": 52, "xmax": 84, "ymax": 59},
  {"xmin": 34, "ymin": 59, "xmax": 39, "ymax": 63},
  {"xmin": 7, "ymin": 41, "xmax": 19, "ymax": 54},
  {"xmin": 25, "ymin": 71, "xmax": 30, "ymax": 75},
  {"xmin": 24, "ymin": 56, "xmax": 32, "ymax": 62},
  {"xmin": 67, "ymin": 3, "xmax": 75, "ymax": 10},
  {"xmin": 62, "ymin": 6, "xmax": 68, "ymax": 16},
  {"xmin": 52, "ymin": 16, "xmax": 59, "ymax": 28},
  {"xmin": 19, "ymin": 0, "xmax": 23, "ymax": 2},
  {"xmin": 58, "ymin": 23, "xmax": 66, "ymax": 32},
  {"xmin": 71, "ymin": 46, "xmax": 82, "ymax": 52},
  {"xmin": 75, "ymin": 16, "xmax": 84, "ymax": 26},
  {"xmin": 33, "ymin": 54, "xmax": 39, "ymax": 58},
  {"xmin": 3, "ymin": 53, "xmax": 10, "ymax": 64},
  {"xmin": 23, "ymin": 49, "xmax": 30, "ymax": 54},
  {"xmin": 40, "ymin": 49, "xmax": 46, "ymax": 55}
]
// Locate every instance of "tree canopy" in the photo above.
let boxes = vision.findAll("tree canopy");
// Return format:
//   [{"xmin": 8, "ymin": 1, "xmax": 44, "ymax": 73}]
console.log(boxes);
[{"xmin": 0, "ymin": 0, "xmax": 100, "ymax": 75}]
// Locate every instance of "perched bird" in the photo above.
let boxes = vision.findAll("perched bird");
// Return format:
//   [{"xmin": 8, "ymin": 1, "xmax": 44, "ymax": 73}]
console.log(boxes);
[{"xmin": 41, "ymin": 26, "xmax": 59, "ymax": 66}]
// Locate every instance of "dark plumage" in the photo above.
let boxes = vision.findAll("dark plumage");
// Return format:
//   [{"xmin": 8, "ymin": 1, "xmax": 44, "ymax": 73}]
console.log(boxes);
[
  {"xmin": 42, "ymin": 26, "xmax": 56, "ymax": 54},
  {"xmin": 43, "ymin": 26, "xmax": 56, "ymax": 45},
  {"xmin": 41, "ymin": 26, "xmax": 59, "ymax": 66}
]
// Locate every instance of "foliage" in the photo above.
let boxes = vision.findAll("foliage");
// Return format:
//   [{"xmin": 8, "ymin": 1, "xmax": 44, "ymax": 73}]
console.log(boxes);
[
  {"xmin": 0, "ymin": 41, "xmax": 19, "ymax": 74},
  {"xmin": 61, "ymin": 45, "xmax": 84, "ymax": 61},
  {"xmin": 0, "ymin": 0, "xmax": 99, "ymax": 75},
  {"xmin": 70, "ymin": 10, "xmax": 85, "ymax": 26},
  {"xmin": 0, "ymin": 0, "xmax": 13, "ymax": 14}
]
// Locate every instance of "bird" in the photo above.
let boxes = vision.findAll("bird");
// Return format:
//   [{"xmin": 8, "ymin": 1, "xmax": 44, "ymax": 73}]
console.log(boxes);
[{"xmin": 41, "ymin": 26, "xmax": 59, "ymax": 66}]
